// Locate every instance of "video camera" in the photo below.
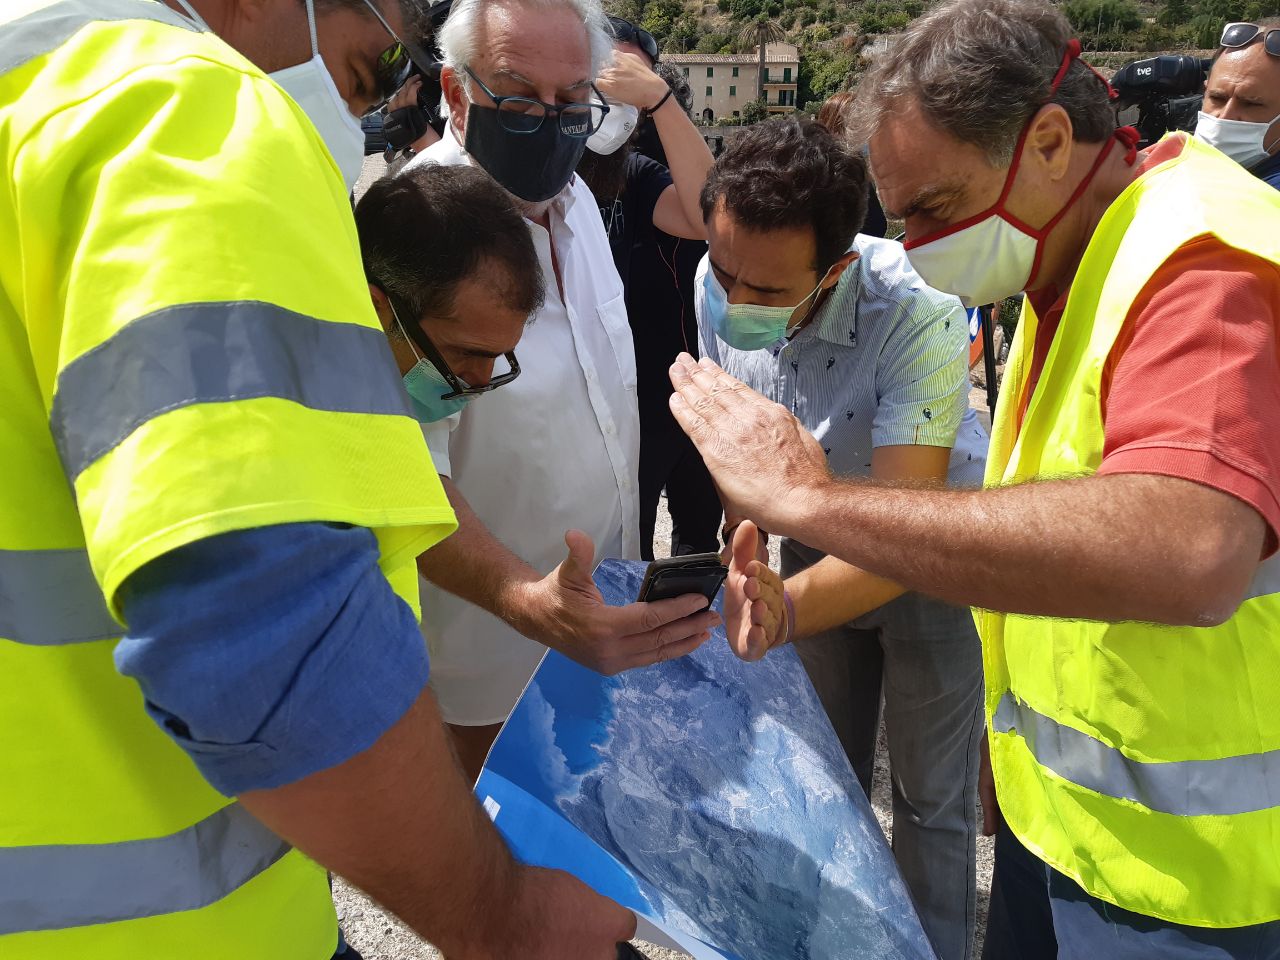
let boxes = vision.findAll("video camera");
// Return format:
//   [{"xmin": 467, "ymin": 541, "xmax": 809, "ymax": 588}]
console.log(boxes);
[
  {"xmin": 1111, "ymin": 54, "xmax": 1212, "ymax": 148},
  {"xmin": 380, "ymin": 0, "xmax": 452, "ymax": 155}
]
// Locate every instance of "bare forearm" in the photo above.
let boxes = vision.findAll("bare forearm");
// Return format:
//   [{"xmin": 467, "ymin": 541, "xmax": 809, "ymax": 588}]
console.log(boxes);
[
  {"xmin": 787, "ymin": 555, "xmax": 905, "ymax": 639},
  {"xmin": 779, "ymin": 472, "xmax": 1261, "ymax": 626},
  {"xmin": 651, "ymin": 98, "xmax": 712, "ymax": 239},
  {"xmin": 240, "ymin": 687, "xmax": 519, "ymax": 959},
  {"xmin": 417, "ymin": 477, "xmax": 540, "ymax": 625}
]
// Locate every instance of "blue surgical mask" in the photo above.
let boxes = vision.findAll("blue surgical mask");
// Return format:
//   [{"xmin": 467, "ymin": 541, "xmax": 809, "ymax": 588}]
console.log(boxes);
[
  {"xmin": 387, "ymin": 298, "xmax": 475, "ymax": 423},
  {"xmin": 403, "ymin": 358, "xmax": 471, "ymax": 423},
  {"xmin": 702, "ymin": 267, "xmax": 827, "ymax": 352}
]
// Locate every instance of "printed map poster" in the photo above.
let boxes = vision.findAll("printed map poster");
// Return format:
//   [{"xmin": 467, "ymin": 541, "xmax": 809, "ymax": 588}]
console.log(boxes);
[{"xmin": 476, "ymin": 559, "xmax": 937, "ymax": 960}]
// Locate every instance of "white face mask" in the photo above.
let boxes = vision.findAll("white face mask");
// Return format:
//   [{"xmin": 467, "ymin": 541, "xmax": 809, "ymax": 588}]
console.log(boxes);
[
  {"xmin": 268, "ymin": 0, "xmax": 366, "ymax": 192},
  {"xmin": 1194, "ymin": 110, "xmax": 1280, "ymax": 171},
  {"xmin": 171, "ymin": 0, "xmax": 366, "ymax": 192},
  {"xmin": 905, "ymin": 126, "xmax": 1126, "ymax": 308},
  {"xmin": 586, "ymin": 100, "xmax": 639, "ymax": 155}
]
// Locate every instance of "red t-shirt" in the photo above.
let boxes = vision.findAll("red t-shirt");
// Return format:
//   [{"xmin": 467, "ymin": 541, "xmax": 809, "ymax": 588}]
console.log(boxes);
[{"xmin": 1022, "ymin": 136, "xmax": 1280, "ymax": 550}]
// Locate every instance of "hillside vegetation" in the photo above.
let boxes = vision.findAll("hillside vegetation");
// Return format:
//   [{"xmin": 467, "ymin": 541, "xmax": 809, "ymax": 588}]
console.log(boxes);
[{"xmin": 606, "ymin": 0, "xmax": 1280, "ymax": 112}]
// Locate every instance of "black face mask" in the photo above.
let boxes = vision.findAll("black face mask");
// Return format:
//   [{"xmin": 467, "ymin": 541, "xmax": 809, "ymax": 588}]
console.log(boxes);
[{"xmin": 463, "ymin": 103, "xmax": 588, "ymax": 203}]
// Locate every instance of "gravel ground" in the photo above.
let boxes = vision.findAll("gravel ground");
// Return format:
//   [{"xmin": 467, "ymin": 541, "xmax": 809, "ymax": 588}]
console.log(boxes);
[{"xmin": 339, "ymin": 155, "xmax": 995, "ymax": 955}]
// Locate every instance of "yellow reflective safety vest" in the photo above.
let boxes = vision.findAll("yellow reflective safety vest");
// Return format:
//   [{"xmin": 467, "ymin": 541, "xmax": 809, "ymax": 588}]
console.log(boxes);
[
  {"xmin": 0, "ymin": 1, "xmax": 456, "ymax": 956},
  {"xmin": 978, "ymin": 134, "xmax": 1280, "ymax": 928}
]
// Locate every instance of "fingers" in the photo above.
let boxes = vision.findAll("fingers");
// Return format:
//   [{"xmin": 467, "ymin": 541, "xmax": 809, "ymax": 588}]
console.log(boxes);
[
  {"xmin": 637, "ymin": 627, "xmax": 712, "ymax": 670},
  {"xmin": 729, "ymin": 520, "xmax": 760, "ymax": 578},
  {"xmin": 389, "ymin": 75, "xmax": 422, "ymax": 110},
  {"xmin": 603, "ymin": 602, "xmax": 719, "ymax": 673},
  {"xmin": 731, "ymin": 560, "xmax": 784, "ymax": 661},
  {"xmin": 614, "ymin": 591, "xmax": 715, "ymax": 634},
  {"xmin": 556, "ymin": 529, "xmax": 597, "ymax": 586}
]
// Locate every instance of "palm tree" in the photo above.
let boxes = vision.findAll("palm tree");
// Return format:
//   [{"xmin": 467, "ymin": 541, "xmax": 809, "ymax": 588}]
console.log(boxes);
[{"xmin": 738, "ymin": 15, "xmax": 786, "ymax": 102}]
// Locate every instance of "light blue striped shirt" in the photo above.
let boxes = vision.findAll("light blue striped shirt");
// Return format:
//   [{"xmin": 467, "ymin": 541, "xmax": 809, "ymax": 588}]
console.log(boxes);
[{"xmin": 696, "ymin": 234, "xmax": 988, "ymax": 488}]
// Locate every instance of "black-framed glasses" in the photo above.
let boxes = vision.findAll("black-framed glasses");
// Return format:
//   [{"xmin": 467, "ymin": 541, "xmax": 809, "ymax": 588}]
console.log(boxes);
[
  {"xmin": 463, "ymin": 68, "xmax": 608, "ymax": 137},
  {"xmin": 606, "ymin": 16, "xmax": 660, "ymax": 63},
  {"xmin": 1221, "ymin": 22, "xmax": 1280, "ymax": 57},
  {"xmin": 385, "ymin": 293, "xmax": 521, "ymax": 400}
]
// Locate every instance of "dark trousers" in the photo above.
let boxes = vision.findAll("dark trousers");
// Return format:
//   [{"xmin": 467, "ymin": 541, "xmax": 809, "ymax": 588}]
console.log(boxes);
[
  {"xmin": 637, "ymin": 411, "xmax": 721, "ymax": 560},
  {"xmin": 983, "ymin": 822, "xmax": 1280, "ymax": 960}
]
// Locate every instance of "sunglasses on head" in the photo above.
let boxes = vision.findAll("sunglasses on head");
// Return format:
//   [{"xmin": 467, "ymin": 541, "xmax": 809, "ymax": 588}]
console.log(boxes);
[
  {"xmin": 606, "ymin": 16, "xmax": 660, "ymax": 63},
  {"xmin": 1220, "ymin": 22, "xmax": 1280, "ymax": 57},
  {"xmin": 358, "ymin": 0, "xmax": 439, "ymax": 108}
]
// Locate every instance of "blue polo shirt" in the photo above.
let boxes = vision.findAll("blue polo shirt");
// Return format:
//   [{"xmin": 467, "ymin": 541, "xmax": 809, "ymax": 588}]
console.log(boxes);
[
  {"xmin": 1253, "ymin": 151, "xmax": 1280, "ymax": 191},
  {"xmin": 696, "ymin": 234, "xmax": 989, "ymax": 490}
]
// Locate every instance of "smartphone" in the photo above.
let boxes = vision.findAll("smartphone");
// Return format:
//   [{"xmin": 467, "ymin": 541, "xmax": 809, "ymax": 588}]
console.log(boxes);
[
  {"xmin": 637, "ymin": 551, "xmax": 728, "ymax": 606},
  {"xmin": 617, "ymin": 944, "xmax": 649, "ymax": 959}
]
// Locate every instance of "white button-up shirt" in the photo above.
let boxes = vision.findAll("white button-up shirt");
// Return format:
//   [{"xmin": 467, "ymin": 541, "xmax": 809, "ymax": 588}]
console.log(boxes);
[{"xmin": 402, "ymin": 128, "xmax": 641, "ymax": 724}]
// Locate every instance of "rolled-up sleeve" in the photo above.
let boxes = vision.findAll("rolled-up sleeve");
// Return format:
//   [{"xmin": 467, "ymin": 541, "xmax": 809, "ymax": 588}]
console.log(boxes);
[
  {"xmin": 115, "ymin": 522, "xmax": 430, "ymax": 796},
  {"xmin": 872, "ymin": 297, "xmax": 970, "ymax": 449}
]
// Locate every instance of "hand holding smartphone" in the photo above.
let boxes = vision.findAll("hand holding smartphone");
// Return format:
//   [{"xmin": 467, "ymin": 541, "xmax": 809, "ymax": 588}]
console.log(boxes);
[{"xmin": 637, "ymin": 552, "xmax": 728, "ymax": 607}]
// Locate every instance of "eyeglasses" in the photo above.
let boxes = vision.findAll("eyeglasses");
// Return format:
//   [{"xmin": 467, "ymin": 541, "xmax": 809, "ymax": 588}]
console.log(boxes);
[
  {"xmin": 463, "ymin": 68, "xmax": 608, "ymax": 137},
  {"xmin": 357, "ymin": 0, "xmax": 438, "ymax": 108},
  {"xmin": 606, "ymin": 16, "xmax": 660, "ymax": 63},
  {"xmin": 1221, "ymin": 22, "xmax": 1280, "ymax": 57},
  {"xmin": 386, "ymin": 294, "xmax": 521, "ymax": 400}
]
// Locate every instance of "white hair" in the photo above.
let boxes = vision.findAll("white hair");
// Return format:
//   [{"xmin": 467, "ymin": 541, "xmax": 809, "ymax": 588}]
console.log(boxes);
[{"xmin": 439, "ymin": 0, "xmax": 613, "ymax": 82}]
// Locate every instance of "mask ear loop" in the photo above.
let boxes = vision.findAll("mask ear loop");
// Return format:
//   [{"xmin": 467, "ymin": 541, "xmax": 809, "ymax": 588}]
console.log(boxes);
[
  {"xmin": 787, "ymin": 265, "xmax": 836, "ymax": 336},
  {"xmin": 171, "ymin": 0, "xmax": 210, "ymax": 30},
  {"xmin": 304, "ymin": 0, "xmax": 320, "ymax": 59}
]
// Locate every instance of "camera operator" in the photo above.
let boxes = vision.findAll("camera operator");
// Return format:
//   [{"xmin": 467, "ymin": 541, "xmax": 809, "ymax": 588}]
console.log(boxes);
[
  {"xmin": 1195, "ymin": 19, "xmax": 1280, "ymax": 189},
  {"xmin": 383, "ymin": 74, "xmax": 441, "ymax": 157}
]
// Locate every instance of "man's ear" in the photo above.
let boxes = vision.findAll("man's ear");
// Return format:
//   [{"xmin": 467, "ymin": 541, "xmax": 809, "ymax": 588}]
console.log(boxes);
[
  {"xmin": 440, "ymin": 66, "xmax": 469, "ymax": 138},
  {"xmin": 1025, "ymin": 103, "xmax": 1075, "ymax": 183},
  {"xmin": 822, "ymin": 251, "xmax": 860, "ymax": 289},
  {"xmin": 368, "ymin": 283, "xmax": 394, "ymax": 333}
]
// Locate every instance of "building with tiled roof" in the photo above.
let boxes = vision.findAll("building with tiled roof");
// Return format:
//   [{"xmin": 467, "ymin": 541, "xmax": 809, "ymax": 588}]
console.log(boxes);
[{"xmin": 665, "ymin": 41, "xmax": 799, "ymax": 123}]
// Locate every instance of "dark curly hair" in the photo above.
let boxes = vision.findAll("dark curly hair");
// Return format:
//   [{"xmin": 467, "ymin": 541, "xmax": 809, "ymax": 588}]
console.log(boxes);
[{"xmin": 700, "ymin": 118, "xmax": 869, "ymax": 274}]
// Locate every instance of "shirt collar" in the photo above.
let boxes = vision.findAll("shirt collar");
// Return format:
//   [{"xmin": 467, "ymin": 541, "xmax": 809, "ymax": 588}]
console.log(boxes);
[{"xmin": 811, "ymin": 248, "xmax": 861, "ymax": 347}]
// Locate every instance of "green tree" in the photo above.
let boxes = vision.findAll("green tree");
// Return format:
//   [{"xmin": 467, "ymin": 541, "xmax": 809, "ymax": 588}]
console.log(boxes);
[
  {"xmin": 798, "ymin": 47, "xmax": 857, "ymax": 108},
  {"xmin": 742, "ymin": 97, "xmax": 769, "ymax": 124},
  {"xmin": 737, "ymin": 15, "xmax": 786, "ymax": 100},
  {"xmin": 1157, "ymin": 0, "xmax": 1190, "ymax": 26},
  {"xmin": 1063, "ymin": 0, "xmax": 1142, "ymax": 42},
  {"xmin": 696, "ymin": 31, "xmax": 733, "ymax": 53},
  {"xmin": 639, "ymin": 0, "xmax": 682, "ymax": 43}
]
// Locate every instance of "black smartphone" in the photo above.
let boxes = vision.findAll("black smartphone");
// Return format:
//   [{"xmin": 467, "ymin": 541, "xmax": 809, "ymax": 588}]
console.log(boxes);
[
  {"xmin": 637, "ymin": 551, "xmax": 728, "ymax": 606},
  {"xmin": 617, "ymin": 944, "xmax": 649, "ymax": 959}
]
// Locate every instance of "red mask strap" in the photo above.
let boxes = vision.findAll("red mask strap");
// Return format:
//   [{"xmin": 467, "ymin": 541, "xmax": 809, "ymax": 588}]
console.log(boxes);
[
  {"xmin": 1049, "ymin": 38, "xmax": 1080, "ymax": 90},
  {"xmin": 1115, "ymin": 125, "xmax": 1140, "ymax": 165},
  {"xmin": 1051, "ymin": 38, "xmax": 1120, "ymax": 102},
  {"xmin": 1039, "ymin": 132, "xmax": 1117, "ymax": 238},
  {"xmin": 1022, "ymin": 132, "xmax": 1120, "ymax": 288}
]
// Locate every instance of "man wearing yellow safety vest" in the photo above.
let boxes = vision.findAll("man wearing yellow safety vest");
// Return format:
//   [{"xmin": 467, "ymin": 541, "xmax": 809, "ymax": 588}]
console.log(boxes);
[
  {"xmin": 0, "ymin": 0, "xmax": 634, "ymax": 957},
  {"xmin": 664, "ymin": 0, "xmax": 1280, "ymax": 955}
]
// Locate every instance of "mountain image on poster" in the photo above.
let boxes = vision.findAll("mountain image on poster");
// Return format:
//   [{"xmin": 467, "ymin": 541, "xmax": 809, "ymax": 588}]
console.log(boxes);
[{"xmin": 476, "ymin": 558, "xmax": 937, "ymax": 960}]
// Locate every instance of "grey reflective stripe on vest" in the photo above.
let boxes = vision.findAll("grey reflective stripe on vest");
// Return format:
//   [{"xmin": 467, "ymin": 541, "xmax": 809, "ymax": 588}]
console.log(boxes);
[
  {"xmin": 993, "ymin": 691, "xmax": 1280, "ymax": 818},
  {"xmin": 51, "ymin": 301, "xmax": 413, "ymax": 480},
  {"xmin": 0, "ymin": 547, "xmax": 117, "ymax": 645},
  {"xmin": 1, "ymin": 0, "xmax": 198, "ymax": 79},
  {"xmin": 0, "ymin": 802, "xmax": 290, "ymax": 935}
]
